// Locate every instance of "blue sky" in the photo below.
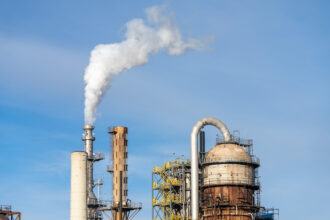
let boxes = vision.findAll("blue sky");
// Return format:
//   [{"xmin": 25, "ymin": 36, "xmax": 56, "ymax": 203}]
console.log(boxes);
[{"xmin": 1, "ymin": 0, "xmax": 329, "ymax": 219}]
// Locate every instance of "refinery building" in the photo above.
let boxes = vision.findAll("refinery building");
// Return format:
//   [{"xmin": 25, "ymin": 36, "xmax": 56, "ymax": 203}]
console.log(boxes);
[{"xmin": 69, "ymin": 117, "xmax": 279, "ymax": 220}]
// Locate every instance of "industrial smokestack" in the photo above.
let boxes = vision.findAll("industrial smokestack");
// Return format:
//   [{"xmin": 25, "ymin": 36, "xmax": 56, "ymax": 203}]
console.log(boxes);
[
  {"xmin": 70, "ymin": 151, "xmax": 87, "ymax": 220},
  {"xmin": 83, "ymin": 5, "xmax": 205, "ymax": 125},
  {"xmin": 82, "ymin": 125, "xmax": 98, "ymax": 219},
  {"xmin": 82, "ymin": 125, "xmax": 96, "ymax": 201},
  {"xmin": 190, "ymin": 117, "xmax": 231, "ymax": 220},
  {"xmin": 82, "ymin": 125, "xmax": 95, "ymax": 156}
]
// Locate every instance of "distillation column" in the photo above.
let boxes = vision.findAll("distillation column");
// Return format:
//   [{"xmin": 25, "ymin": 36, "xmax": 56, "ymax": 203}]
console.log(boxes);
[
  {"xmin": 202, "ymin": 141, "xmax": 260, "ymax": 219},
  {"xmin": 190, "ymin": 117, "xmax": 260, "ymax": 219}
]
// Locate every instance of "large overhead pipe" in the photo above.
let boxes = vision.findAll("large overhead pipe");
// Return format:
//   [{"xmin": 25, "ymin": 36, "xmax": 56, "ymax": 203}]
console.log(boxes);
[{"xmin": 190, "ymin": 117, "xmax": 231, "ymax": 220}]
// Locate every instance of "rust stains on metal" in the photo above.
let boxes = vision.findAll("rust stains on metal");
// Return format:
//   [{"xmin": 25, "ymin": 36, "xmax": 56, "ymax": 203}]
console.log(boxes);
[{"xmin": 202, "ymin": 143, "xmax": 260, "ymax": 220}]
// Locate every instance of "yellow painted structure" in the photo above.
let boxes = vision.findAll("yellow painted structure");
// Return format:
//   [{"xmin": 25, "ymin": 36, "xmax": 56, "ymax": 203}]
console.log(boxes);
[{"xmin": 152, "ymin": 159, "xmax": 191, "ymax": 220}]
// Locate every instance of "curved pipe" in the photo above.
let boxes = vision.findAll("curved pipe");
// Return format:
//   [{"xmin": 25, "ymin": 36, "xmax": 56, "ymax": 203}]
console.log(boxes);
[{"xmin": 190, "ymin": 117, "xmax": 231, "ymax": 220}]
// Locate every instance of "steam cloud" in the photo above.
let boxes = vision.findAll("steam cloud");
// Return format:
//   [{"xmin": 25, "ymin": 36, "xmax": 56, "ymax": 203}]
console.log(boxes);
[{"xmin": 84, "ymin": 5, "xmax": 204, "ymax": 125}]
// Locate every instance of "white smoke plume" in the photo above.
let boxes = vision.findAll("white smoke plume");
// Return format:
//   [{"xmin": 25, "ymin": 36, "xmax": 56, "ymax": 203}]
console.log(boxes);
[{"xmin": 84, "ymin": 5, "xmax": 204, "ymax": 125}]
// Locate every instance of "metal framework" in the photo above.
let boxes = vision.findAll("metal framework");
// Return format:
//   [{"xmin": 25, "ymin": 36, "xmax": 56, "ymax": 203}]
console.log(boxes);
[
  {"xmin": 82, "ymin": 125, "xmax": 106, "ymax": 220},
  {"xmin": 0, "ymin": 205, "xmax": 21, "ymax": 220},
  {"xmin": 215, "ymin": 134, "xmax": 262, "ymax": 209},
  {"xmin": 101, "ymin": 127, "xmax": 142, "ymax": 220},
  {"xmin": 214, "ymin": 133, "xmax": 280, "ymax": 220},
  {"xmin": 100, "ymin": 201, "xmax": 142, "ymax": 220},
  {"xmin": 256, "ymin": 208, "xmax": 280, "ymax": 220},
  {"xmin": 152, "ymin": 159, "xmax": 191, "ymax": 220},
  {"xmin": 151, "ymin": 130, "xmax": 279, "ymax": 220},
  {"xmin": 87, "ymin": 152, "xmax": 106, "ymax": 220}
]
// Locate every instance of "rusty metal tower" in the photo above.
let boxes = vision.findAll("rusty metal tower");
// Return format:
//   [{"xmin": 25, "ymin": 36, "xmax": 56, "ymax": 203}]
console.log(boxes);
[
  {"xmin": 201, "ymin": 136, "xmax": 261, "ymax": 220},
  {"xmin": 101, "ymin": 127, "xmax": 141, "ymax": 220}
]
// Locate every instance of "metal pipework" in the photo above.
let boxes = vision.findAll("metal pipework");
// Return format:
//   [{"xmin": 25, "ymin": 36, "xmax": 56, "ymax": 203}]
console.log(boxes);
[
  {"xmin": 83, "ymin": 125, "xmax": 95, "ymax": 155},
  {"xmin": 82, "ymin": 125, "xmax": 96, "ymax": 202},
  {"xmin": 190, "ymin": 117, "xmax": 231, "ymax": 220}
]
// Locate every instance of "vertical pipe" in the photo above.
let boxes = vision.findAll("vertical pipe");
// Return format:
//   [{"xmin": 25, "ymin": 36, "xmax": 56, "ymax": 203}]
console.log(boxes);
[
  {"xmin": 191, "ymin": 117, "xmax": 231, "ymax": 220},
  {"xmin": 96, "ymin": 180, "xmax": 102, "ymax": 200},
  {"xmin": 202, "ymin": 131, "xmax": 205, "ymax": 155},
  {"xmin": 199, "ymin": 131, "xmax": 203, "ymax": 159},
  {"xmin": 70, "ymin": 151, "xmax": 87, "ymax": 220},
  {"xmin": 82, "ymin": 125, "xmax": 96, "ymax": 201},
  {"xmin": 199, "ymin": 131, "xmax": 205, "ymax": 162}
]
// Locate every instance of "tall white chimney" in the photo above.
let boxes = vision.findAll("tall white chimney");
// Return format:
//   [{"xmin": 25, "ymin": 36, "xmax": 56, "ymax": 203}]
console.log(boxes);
[{"xmin": 70, "ymin": 151, "xmax": 87, "ymax": 220}]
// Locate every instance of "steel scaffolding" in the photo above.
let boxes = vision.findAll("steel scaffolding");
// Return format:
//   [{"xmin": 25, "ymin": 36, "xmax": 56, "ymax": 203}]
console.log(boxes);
[
  {"xmin": 256, "ymin": 208, "xmax": 280, "ymax": 220},
  {"xmin": 152, "ymin": 159, "xmax": 191, "ymax": 220},
  {"xmin": 152, "ymin": 132, "xmax": 279, "ymax": 220}
]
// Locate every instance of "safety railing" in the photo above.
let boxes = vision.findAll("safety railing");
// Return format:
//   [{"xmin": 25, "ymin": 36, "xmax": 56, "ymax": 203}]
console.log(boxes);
[
  {"xmin": 153, "ymin": 180, "xmax": 183, "ymax": 190},
  {"xmin": 88, "ymin": 211, "xmax": 103, "ymax": 220},
  {"xmin": 94, "ymin": 179, "xmax": 104, "ymax": 185},
  {"xmin": 0, "ymin": 205, "xmax": 11, "ymax": 211},
  {"xmin": 251, "ymin": 155, "xmax": 260, "ymax": 165},
  {"xmin": 203, "ymin": 155, "xmax": 260, "ymax": 166},
  {"xmin": 129, "ymin": 201, "xmax": 142, "ymax": 208},
  {"xmin": 87, "ymin": 198, "xmax": 108, "ymax": 206},
  {"xmin": 202, "ymin": 177, "xmax": 258, "ymax": 186},
  {"xmin": 153, "ymin": 159, "xmax": 190, "ymax": 174},
  {"xmin": 216, "ymin": 136, "xmax": 253, "ymax": 146},
  {"xmin": 257, "ymin": 208, "xmax": 279, "ymax": 219},
  {"xmin": 155, "ymin": 194, "xmax": 184, "ymax": 206},
  {"xmin": 106, "ymin": 164, "xmax": 113, "ymax": 172},
  {"xmin": 109, "ymin": 200, "xmax": 142, "ymax": 208},
  {"xmin": 90, "ymin": 152, "xmax": 104, "ymax": 161}
]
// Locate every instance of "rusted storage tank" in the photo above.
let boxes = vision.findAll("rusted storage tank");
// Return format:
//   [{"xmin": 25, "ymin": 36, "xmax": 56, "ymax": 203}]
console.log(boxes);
[{"xmin": 202, "ymin": 143, "xmax": 260, "ymax": 220}]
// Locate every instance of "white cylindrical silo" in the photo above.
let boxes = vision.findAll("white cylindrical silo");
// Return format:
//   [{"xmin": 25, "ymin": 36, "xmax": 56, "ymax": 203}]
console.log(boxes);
[{"xmin": 70, "ymin": 151, "xmax": 87, "ymax": 220}]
